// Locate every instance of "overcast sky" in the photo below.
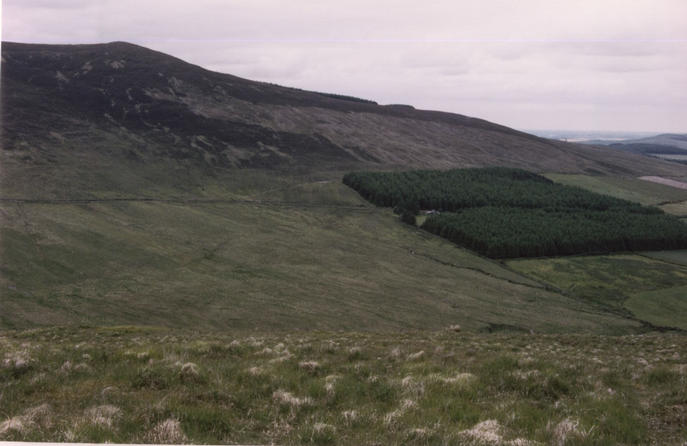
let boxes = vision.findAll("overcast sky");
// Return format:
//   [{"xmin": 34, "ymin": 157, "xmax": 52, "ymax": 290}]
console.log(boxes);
[{"xmin": 3, "ymin": 0, "xmax": 686, "ymax": 132}]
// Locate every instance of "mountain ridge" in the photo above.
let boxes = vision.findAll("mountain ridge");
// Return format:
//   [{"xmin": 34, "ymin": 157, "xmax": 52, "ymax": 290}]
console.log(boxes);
[{"xmin": 2, "ymin": 40, "xmax": 686, "ymax": 180}]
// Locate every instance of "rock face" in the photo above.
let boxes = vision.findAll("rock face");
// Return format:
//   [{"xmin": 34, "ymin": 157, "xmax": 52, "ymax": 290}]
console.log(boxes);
[{"xmin": 2, "ymin": 41, "xmax": 685, "ymax": 176}]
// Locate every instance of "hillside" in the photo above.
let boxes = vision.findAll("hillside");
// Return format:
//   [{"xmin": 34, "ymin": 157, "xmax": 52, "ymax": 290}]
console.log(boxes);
[
  {"xmin": 608, "ymin": 134, "xmax": 687, "ymax": 151},
  {"xmin": 3, "ymin": 42, "xmax": 687, "ymax": 335},
  {"xmin": 3, "ymin": 41, "xmax": 687, "ymax": 444},
  {"xmin": 3, "ymin": 41, "xmax": 686, "ymax": 200},
  {"xmin": 578, "ymin": 134, "xmax": 687, "ymax": 165}
]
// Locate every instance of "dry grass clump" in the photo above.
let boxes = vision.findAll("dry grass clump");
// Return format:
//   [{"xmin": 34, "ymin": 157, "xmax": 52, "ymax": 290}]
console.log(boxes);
[
  {"xmin": 247, "ymin": 366, "xmax": 264, "ymax": 376},
  {"xmin": 60, "ymin": 360, "xmax": 72, "ymax": 373},
  {"xmin": 347, "ymin": 346, "xmax": 364, "ymax": 361},
  {"xmin": 84, "ymin": 405, "xmax": 121, "ymax": 428},
  {"xmin": 0, "ymin": 404, "xmax": 51, "ymax": 437},
  {"xmin": 146, "ymin": 418, "xmax": 187, "ymax": 444},
  {"xmin": 0, "ymin": 418, "xmax": 25, "ymax": 437},
  {"xmin": 244, "ymin": 336, "xmax": 264, "ymax": 348},
  {"xmin": 2, "ymin": 350, "xmax": 31, "ymax": 372},
  {"xmin": 340, "ymin": 410, "xmax": 358, "ymax": 425},
  {"xmin": 321, "ymin": 339, "xmax": 338, "ymax": 354},
  {"xmin": 383, "ymin": 408, "xmax": 405, "ymax": 427},
  {"xmin": 384, "ymin": 398, "xmax": 418, "ymax": 428},
  {"xmin": 269, "ymin": 348, "xmax": 294, "ymax": 363},
  {"xmin": 400, "ymin": 375, "xmax": 425, "ymax": 397},
  {"xmin": 324, "ymin": 374, "xmax": 340, "ymax": 396},
  {"xmin": 407, "ymin": 350, "xmax": 425, "ymax": 361},
  {"xmin": 458, "ymin": 419, "xmax": 503, "ymax": 444},
  {"xmin": 389, "ymin": 346, "xmax": 402, "ymax": 360},
  {"xmin": 313, "ymin": 422, "xmax": 335, "ymax": 435},
  {"xmin": 298, "ymin": 360, "xmax": 320, "ymax": 373},
  {"xmin": 101, "ymin": 385, "xmax": 118, "ymax": 397},
  {"xmin": 124, "ymin": 350, "xmax": 150, "ymax": 360},
  {"xmin": 401, "ymin": 398, "xmax": 418, "ymax": 410},
  {"xmin": 429, "ymin": 372, "xmax": 477, "ymax": 386},
  {"xmin": 517, "ymin": 356, "xmax": 535, "ymax": 367},
  {"xmin": 302, "ymin": 422, "xmax": 336, "ymax": 444},
  {"xmin": 180, "ymin": 362, "xmax": 199, "ymax": 377},
  {"xmin": 405, "ymin": 426, "xmax": 434, "ymax": 442},
  {"xmin": 57, "ymin": 359, "xmax": 92, "ymax": 374},
  {"xmin": 512, "ymin": 370, "xmax": 540, "ymax": 380},
  {"xmin": 73, "ymin": 362, "xmax": 91, "ymax": 373},
  {"xmin": 508, "ymin": 439, "xmax": 539, "ymax": 446},
  {"xmin": 272, "ymin": 390, "xmax": 313, "ymax": 408},
  {"xmin": 458, "ymin": 420, "xmax": 537, "ymax": 446},
  {"xmin": 551, "ymin": 418, "xmax": 588, "ymax": 446}
]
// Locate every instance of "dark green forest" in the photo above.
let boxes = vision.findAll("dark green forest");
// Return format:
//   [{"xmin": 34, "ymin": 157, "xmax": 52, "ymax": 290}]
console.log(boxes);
[{"xmin": 343, "ymin": 168, "xmax": 687, "ymax": 258}]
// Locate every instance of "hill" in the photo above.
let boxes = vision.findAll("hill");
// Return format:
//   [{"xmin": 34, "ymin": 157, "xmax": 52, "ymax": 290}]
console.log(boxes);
[
  {"xmin": 3, "ymin": 41, "xmax": 686, "ymax": 200},
  {"xmin": 3, "ymin": 42, "xmax": 687, "ymax": 335},
  {"xmin": 609, "ymin": 134, "xmax": 687, "ymax": 151},
  {"xmin": 3, "ymin": 41, "xmax": 687, "ymax": 446},
  {"xmin": 578, "ymin": 134, "xmax": 687, "ymax": 165}
]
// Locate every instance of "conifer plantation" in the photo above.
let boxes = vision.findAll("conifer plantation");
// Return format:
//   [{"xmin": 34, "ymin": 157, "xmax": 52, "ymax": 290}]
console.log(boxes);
[{"xmin": 343, "ymin": 168, "xmax": 687, "ymax": 258}]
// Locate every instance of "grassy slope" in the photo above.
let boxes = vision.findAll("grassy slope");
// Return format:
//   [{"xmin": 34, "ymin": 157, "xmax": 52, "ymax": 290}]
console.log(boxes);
[
  {"xmin": 2, "ymin": 166, "xmax": 687, "ymax": 443},
  {"xmin": 625, "ymin": 286, "xmax": 687, "ymax": 330},
  {"xmin": 506, "ymin": 175, "xmax": 687, "ymax": 330},
  {"xmin": 544, "ymin": 174, "xmax": 687, "ymax": 207},
  {"xmin": 546, "ymin": 174, "xmax": 687, "ymax": 223},
  {"xmin": 0, "ymin": 173, "xmax": 634, "ymax": 333},
  {"xmin": 642, "ymin": 250, "xmax": 687, "ymax": 266},
  {"xmin": 4, "ymin": 164, "xmax": 687, "ymax": 333},
  {"xmin": 661, "ymin": 201, "xmax": 687, "ymax": 217},
  {"xmin": 506, "ymin": 255, "xmax": 687, "ymax": 311},
  {"xmin": 1, "ymin": 327, "xmax": 686, "ymax": 445}
]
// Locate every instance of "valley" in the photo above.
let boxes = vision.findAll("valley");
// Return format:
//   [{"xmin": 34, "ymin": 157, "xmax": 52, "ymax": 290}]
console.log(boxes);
[{"xmin": 2, "ymin": 41, "xmax": 687, "ymax": 445}]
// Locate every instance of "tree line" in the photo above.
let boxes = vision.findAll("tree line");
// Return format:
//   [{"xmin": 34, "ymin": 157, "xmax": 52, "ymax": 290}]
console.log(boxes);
[
  {"xmin": 343, "ymin": 168, "xmax": 653, "ymax": 214},
  {"xmin": 421, "ymin": 207, "xmax": 687, "ymax": 258}
]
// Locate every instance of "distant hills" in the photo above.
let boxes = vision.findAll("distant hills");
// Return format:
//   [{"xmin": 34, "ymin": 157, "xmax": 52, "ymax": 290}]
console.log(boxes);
[
  {"xmin": 578, "ymin": 134, "xmax": 687, "ymax": 165},
  {"xmin": 585, "ymin": 133, "xmax": 687, "ymax": 150},
  {"xmin": 3, "ymin": 41, "xmax": 686, "ymax": 186}
]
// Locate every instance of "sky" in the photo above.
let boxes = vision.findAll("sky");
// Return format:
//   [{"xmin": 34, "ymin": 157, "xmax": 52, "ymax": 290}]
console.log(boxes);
[{"xmin": 2, "ymin": 0, "xmax": 686, "ymax": 133}]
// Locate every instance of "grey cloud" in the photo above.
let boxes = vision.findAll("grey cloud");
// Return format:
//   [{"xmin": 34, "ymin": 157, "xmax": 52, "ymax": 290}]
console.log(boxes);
[{"xmin": 8, "ymin": 0, "xmax": 94, "ymax": 9}]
